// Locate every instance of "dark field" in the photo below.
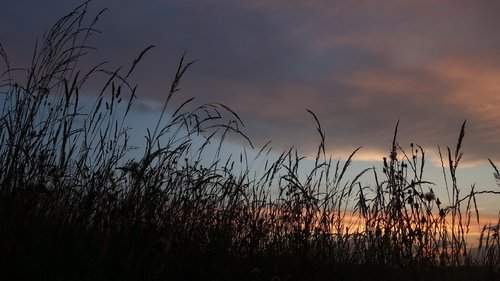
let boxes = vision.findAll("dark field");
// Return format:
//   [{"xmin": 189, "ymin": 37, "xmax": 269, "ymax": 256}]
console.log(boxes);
[{"xmin": 1, "ymin": 2, "xmax": 499, "ymax": 280}]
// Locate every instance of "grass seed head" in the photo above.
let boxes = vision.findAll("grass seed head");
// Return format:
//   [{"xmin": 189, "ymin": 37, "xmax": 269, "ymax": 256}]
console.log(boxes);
[{"xmin": 424, "ymin": 191, "xmax": 435, "ymax": 202}]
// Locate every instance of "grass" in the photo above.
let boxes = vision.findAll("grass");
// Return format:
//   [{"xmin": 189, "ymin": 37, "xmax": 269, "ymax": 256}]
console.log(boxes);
[{"xmin": 1, "ymin": 2, "xmax": 499, "ymax": 280}]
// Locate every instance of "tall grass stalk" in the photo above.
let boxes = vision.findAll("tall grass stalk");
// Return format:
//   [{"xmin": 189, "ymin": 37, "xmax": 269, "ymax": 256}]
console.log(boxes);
[{"xmin": 0, "ymin": 2, "xmax": 499, "ymax": 280}]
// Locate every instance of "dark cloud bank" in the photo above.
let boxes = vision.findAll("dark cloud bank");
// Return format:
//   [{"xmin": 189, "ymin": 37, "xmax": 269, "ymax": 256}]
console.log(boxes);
[{"xmin": 3, "ymin": 0, "xmax": 500, "ymax": 166}]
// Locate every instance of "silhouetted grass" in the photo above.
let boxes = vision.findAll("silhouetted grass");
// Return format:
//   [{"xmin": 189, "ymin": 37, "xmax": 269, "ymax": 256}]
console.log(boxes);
[{"xmin": 0, "ymin": 2, "xmax": 499, "ymax": 280}]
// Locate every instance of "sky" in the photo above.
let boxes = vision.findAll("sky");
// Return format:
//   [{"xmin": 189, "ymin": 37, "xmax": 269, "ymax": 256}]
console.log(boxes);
[{"xmin": 1, "ymin": 1, "xmax": 500, "ymax": 219}]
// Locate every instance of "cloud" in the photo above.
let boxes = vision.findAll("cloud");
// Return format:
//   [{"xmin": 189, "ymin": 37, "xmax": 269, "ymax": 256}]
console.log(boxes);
[{"xmin": 3, "ymin": 0, "xmax": 500, "ymax": 167}]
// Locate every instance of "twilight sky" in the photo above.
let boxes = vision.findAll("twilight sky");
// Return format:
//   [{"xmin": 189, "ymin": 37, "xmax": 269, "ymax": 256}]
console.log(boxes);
[{"xmin": 3, "ymin": 0, "xmax": 500, "ymax": 171}]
